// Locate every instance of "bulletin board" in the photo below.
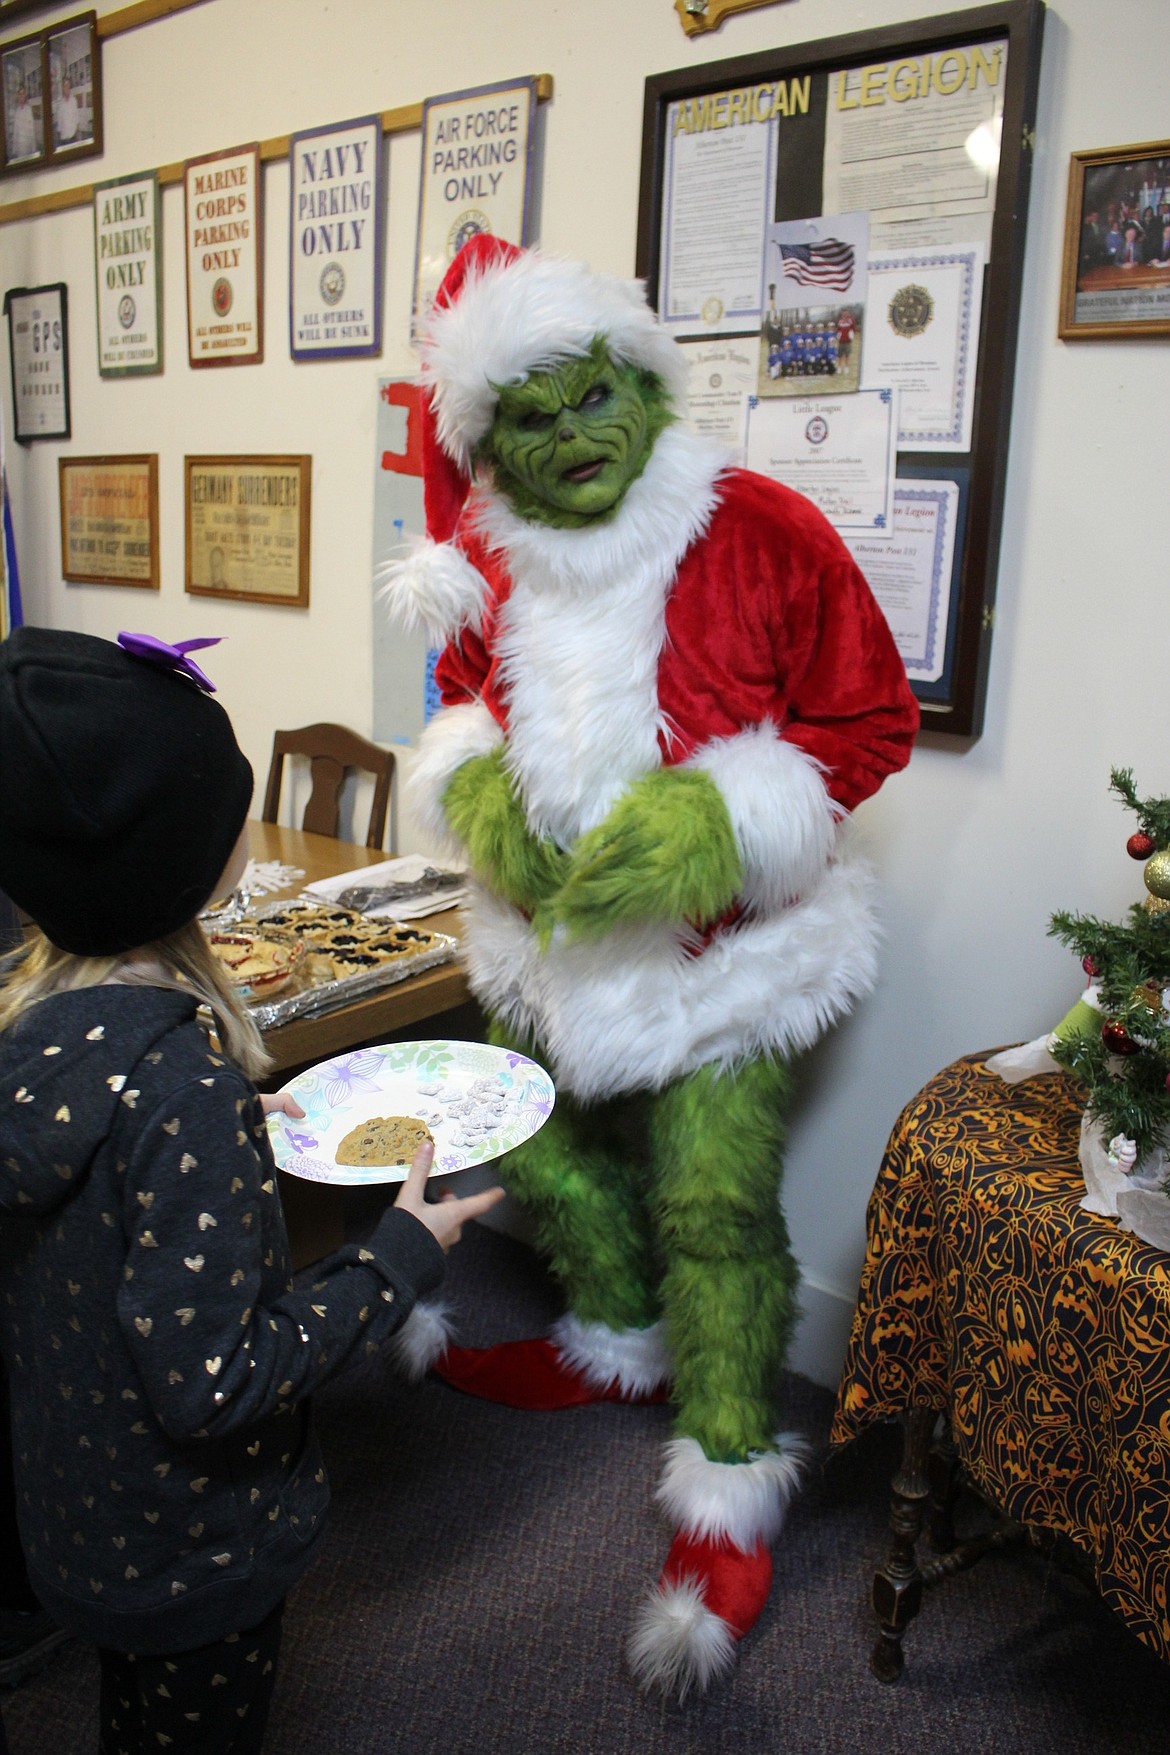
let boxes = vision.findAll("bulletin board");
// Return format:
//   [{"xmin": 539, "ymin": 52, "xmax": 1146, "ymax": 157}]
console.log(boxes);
[{"xmin": 636, "ymin": 0, "xmax": 1046, "ymax": 740}]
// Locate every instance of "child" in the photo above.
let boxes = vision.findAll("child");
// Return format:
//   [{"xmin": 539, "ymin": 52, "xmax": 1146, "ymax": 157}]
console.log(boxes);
[{"xmin": 0, "ymin": 626, "xmax": 503, "ymax": 1753}]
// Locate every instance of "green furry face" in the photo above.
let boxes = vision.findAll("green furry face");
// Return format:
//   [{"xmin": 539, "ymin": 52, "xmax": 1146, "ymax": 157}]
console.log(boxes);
[{"xmin": 479, "ymin": 337, "xmax": 672, "ymax": 528}]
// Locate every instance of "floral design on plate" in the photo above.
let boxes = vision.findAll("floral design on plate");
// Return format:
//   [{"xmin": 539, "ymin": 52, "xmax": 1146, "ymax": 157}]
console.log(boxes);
[{"xmin": 267, "ymin": 1039, "xmax": 555, "ymax": 1184}]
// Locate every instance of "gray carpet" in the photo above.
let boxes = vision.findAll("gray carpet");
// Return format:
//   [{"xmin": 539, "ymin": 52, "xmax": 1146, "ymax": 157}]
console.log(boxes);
[{"xmin": 6, "ymin": 1221, "xmax": 1170, "ymax": 1754}]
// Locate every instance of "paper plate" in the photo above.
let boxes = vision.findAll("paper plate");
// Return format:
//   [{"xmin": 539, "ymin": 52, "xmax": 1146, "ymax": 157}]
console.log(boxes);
[{"xmin": 267, "ymin": 1039, "xmax": 555, "ymax": 1185}]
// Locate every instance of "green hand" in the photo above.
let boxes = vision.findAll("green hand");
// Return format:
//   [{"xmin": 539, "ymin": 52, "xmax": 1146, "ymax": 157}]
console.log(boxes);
[
  {"xmin": 442, "ymin": 747, "xmax": 568, "ymax": 914},
  {"xmin": 544, "ymin": 768, "xmax": 743, "ymax": 944}
]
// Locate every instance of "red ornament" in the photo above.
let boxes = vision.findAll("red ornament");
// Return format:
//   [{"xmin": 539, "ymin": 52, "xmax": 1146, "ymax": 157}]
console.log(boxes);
[
  {"xmin": 1082, "ymin": 955, "xmax": 1100, "ymax": 977},
  {"xmin": 1128, "ymin": 831, "xmax": 1156, "ymax": 860},
  {"xmin": 1102, "ymin": 1020, "xmax": 1140, "ymax": 1055}
]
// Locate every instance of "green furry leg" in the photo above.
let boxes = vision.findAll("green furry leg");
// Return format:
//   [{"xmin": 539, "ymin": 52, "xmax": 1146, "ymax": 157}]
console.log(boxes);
[
  {"xmin": 487, "ymin": 1019, "xmax": 660, "ymax": 1331},
  {"xmin": 649, "ymin": 1057, "xmax": 799, "ymax": 1462}
]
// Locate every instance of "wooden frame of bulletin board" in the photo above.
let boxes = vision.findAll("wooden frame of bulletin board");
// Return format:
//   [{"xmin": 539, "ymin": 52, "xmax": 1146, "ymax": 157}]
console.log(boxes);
[{"xmin": 636, "ymin": 0, "xmax": 1046, "ymax": 741}]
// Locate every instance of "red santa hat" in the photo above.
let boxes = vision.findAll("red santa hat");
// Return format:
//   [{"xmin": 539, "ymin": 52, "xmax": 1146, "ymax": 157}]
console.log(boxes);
[{"xmin": 418, "ymin": 233, "xmax": 690, "ymax": 544}]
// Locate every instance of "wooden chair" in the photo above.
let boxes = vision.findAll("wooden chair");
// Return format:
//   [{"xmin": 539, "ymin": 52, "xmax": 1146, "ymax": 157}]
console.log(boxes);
[{"xmin": 261, "ymin": 723, "xmax": 395, "ymax": 850}]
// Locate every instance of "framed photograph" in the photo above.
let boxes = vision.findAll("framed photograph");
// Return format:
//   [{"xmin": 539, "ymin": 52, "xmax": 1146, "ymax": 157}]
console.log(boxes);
[
  {"xmin": 636, "ymin": 0, "xmax": 1046, "ymax": 741},
  {"xmin": 94, "ymin": 170, "xmax": 162, "ymax": 376},
  {"xmin": 289, "ymin": 114, "xmax": 384, "ymax": 360},
  {"xmin": 1, "ymin": 9, "xmax": 99, "ymax": 175},
  {"xmin": 184, "ymin": 143, "xmax": 263, "ymax": 368},
  {"xmin": 185, "ymin": 455, "xmax": 311, "ymax": 608},
  {"xmin": 1058, "ymin": 141, "xmax": 1170, "ymax": 340},
  {"xmin": 45, "ymin": 11, "xmax": 99, "ymax": 164},
  {"xmin": 1, "ymin": 29, "xmax": 45, "ymax": 170},
  {"xmin": 4, "ymin": 281, "xmax": 69, "ymax": 441},
  {"xmin": 58, "ymin": 455, "xmax": 160, "ymax": 588}
]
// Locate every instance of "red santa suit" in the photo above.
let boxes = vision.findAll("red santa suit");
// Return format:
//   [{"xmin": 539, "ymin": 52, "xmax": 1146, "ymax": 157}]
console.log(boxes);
[{"xmin": 396, "ymin": 421, "xmax": 917, "ymax": 1102}]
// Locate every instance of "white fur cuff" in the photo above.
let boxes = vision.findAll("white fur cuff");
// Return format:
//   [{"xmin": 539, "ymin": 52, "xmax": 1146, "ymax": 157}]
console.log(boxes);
[
  {"xmin": 385, "ymin": 1301, "xmax": 454, "ymax": 1383},
  {"xmin": 550, "ymin": 1313, "xmax": 672, "ymax": 1397},
  {"xmin": 655, "ymin": 1433, "xmax": 810, "ymax": 1551},
  {"xmin": 691, "ymin": 725, "xmax": 840, "ymax": 914},
  {"xmin": 405, "ymin": 700, "xmax": 503, "ymax": 857},
  {"xmin": 377, "ymin": 536, "xmax": 488, "ymax": 648}
]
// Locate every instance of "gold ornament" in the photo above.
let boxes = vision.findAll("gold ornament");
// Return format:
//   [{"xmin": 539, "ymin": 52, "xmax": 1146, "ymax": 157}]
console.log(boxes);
[
  {"xmin": 1144, "ymin": 849, "xmax": 1170, "ymax": 900},
  {"xmin": 1143, "ymin": 893, "xmax": 1170, "ymax": 915},
  {"xmin": 1130, "ymin": 980, "xmax": 1165, "ymax": 1014}
]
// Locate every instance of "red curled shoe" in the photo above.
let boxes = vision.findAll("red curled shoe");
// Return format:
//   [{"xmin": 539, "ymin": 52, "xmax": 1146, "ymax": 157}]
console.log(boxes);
[
  {"xmin": 435, "ymin": 1313, "xmax": 672, "ymax": 1410},
  {"xmin": 627, "ymin": 1433, "xmax": 810, "ymax": 1697}
]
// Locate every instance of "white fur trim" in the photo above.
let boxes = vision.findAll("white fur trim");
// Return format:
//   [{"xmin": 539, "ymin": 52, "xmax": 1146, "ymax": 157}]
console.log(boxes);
[
  {"xmin": 423, "ymin": 249, "xmax": 691, "ymax": 469},
  {"xmin": 475, "ymin": 428, "xmax": 726, "ymax": 846},
  {"xmin": 405, "ymin": 701, "xmax": 503, "ymax": 859},
  {"xmin": 627, "ymin": 1576, "xmax": 737, "ymax": 1700},
  {"xmin": 689, "ymin": 725, "xmax": 841, "ymax": 913},
  {"xmin": 385, "ymin": 1301, "xmax": 454, "ymax": 1383},
  {"xmin": 376, "ymin": 536, "xmax": 489, "ymax": 647},
  {"xmin": 655, "ymin": 1433, "xmax": 810, "ymax": 1550},
  {"xmin": 549, "ymin": 1313, "xmax": 672, "ymax": 1397},
  {"xmin": 460, "ymin": 844, "xmax": 881, "ymax": 1101}
]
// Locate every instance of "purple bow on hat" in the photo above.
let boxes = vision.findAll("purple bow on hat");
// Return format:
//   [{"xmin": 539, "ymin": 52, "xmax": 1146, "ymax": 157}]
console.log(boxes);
[{"xmin": 117, "ymin": 631, "xmax": 224, "ymax": 694}]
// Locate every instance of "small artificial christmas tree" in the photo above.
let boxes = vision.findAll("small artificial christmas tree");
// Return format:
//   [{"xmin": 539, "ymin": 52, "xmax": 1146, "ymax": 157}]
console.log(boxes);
[{"xmin": 1048, "ymin": 768, "xmax": 1170, "ymax": 1180}]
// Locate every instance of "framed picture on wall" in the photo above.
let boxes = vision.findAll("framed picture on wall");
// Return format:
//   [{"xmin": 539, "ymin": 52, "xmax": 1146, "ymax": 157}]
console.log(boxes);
[
  {"xmin": 1058, "ymin": 140, "xmax": 1170, "ymax": 340},
  {"xmin": 45, "ymin": 11, "xmax": 100, "ymax": 163},
  {"xmin": 0, "ymin": 8, "xmax": 100, "ymax": 174},
  {"xmin": 185, "ymin": 455, "xmax": 311, "ymax": 608},
  {"xmin": 0, "ymin": 28, "xmax": 46, "ymax": 170},
  {"xmin": 4, "ymin": 281, "xmax": 69, "ymax": 441},
  {"xmin": 58, "ymin": 454, "xmax": 160, "ymax": 588}
]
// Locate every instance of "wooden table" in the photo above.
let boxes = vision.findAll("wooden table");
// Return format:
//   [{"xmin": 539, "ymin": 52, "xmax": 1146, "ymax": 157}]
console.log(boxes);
[
  {"xmin": 245, "ymin": 821, "xmax": 476, "ymax": 1266},
  {"xmin": 245, "ymin": 820, "xmax": 471, "ymax": 1077}
]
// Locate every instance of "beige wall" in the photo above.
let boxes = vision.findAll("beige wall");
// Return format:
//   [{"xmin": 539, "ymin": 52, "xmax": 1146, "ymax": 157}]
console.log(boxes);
[{"xmin": 4, "ymin": 0, "xmax": 1170, "ymax": 1386}]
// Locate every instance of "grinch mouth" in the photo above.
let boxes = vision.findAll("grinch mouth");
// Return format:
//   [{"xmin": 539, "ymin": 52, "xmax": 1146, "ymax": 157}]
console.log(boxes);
[{"xmin": 562, "ymin": 459, "xmax": 606, "ymax": 484}]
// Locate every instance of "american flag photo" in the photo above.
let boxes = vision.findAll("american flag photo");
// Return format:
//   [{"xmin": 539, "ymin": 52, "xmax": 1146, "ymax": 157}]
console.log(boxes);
[{"xmin": 779, "ymin": 238, "xmax": 856, "ymax": 292}]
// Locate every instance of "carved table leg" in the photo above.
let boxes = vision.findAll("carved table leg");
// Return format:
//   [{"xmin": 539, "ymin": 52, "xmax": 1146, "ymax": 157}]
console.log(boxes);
[
  {"xmin": 870, "ymin": 1403, "xmax": 937, "ymax": 1682},
  {"xmin": 926, "ymin": 1415, "xmax": 961, "ymax": 1553}
]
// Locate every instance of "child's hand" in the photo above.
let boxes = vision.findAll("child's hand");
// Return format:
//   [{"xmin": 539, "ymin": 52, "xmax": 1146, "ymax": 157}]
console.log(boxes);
[
  {"xmin": 260, "ymin": 1092, "xmax": 306, "ymax": 1120},
  {"xmin": 393, "ymin": 1139, "xmax": 505, "ymax": 1252}
]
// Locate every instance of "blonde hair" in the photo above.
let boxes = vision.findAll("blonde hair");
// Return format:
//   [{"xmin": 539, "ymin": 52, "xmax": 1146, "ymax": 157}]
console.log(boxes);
[{"xmin": 0, "ymin": 919, "xmax": 270, "ymax": 1080}]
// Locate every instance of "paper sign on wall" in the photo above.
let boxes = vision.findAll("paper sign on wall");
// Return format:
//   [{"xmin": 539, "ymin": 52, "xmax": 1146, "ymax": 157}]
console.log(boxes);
[
  {"xmin": 289, "ymin": 115, "xmax": 384, "ymax": 360},
  {"xmin": 184, "ymin": 142, "xmax": 263, "ymax": 368}
]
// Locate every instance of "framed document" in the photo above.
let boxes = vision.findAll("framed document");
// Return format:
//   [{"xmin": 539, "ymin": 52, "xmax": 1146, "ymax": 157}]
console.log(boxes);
[
  {"xmin": 289, "ymin": 114, "xmax": 384, "ymax": 360},
  {"xmin": 411, "ymin": 76, "xmax": 538, "ymax": 340},
  {"xmin": 94, "ymin": 170, "xmax": 162, "ymax": 377},
  {"xmin": 184, "ymin": 143, "xmax": 263, "ymax": 367},
  {"xmin": 58, "ymin": 455, "xmax": 159, "ymax": 588},
  {"xmin": 4, "ymin": 281, "xmax": 69, "ymax": 441},
  {"xmin": 185, "ymin": 455, "xmax": 311, "ymax": 609},
  {"xmin": 1058, "ymin": 141, "xmax": 1170, "ymax": 341},
  {"xmin": 1, "ymin": 8, "xmax": 100, "ymax": 175},
  {"xmin": 637, "ymin": 2, "xmax": 1045, "ymax": 740}
]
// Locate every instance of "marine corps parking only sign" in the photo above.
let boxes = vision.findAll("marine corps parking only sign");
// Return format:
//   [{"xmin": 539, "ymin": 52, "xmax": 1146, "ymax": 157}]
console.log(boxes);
[{"xmin": 184, "ymin": 142, "xmax": 263, "ymax": 368}]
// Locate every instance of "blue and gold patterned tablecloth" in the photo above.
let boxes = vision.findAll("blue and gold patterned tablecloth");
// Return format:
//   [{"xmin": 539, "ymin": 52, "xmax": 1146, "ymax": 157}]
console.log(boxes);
[{"xmin": 831, "ymin": 1051, "xmax": 1170, "ymax": 1665}]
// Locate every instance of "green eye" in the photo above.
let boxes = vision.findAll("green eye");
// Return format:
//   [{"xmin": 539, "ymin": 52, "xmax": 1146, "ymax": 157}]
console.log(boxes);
[
  {"xmin": 579, "ymin": 384, "xmax": 610, "ymax": 411},
  {"xmin": 521, "ymin": 409, "xmax": 555, "ymax": 431}
]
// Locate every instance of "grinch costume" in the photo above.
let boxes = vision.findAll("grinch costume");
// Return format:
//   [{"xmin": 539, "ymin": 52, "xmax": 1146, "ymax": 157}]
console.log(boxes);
[{"xmin": 383, "ymin": 235, "xmax": 918, "ymax": 1696}]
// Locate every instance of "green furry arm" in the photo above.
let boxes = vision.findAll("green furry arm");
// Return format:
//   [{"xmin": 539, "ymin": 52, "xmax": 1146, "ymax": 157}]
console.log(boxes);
[
  {"xmin": 543, "ymin": 767, "xmax": 743, "ymax": 943},
  {"xmin": 442, "ymin": 747, "xmax": 568, "ymax": 913}
]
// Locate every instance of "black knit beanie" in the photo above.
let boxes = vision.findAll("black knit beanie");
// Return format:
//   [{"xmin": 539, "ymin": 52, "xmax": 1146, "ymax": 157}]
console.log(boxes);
[{"xmin": 0, "ymin": 626, "xmax": 253, "ymax": 955}]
